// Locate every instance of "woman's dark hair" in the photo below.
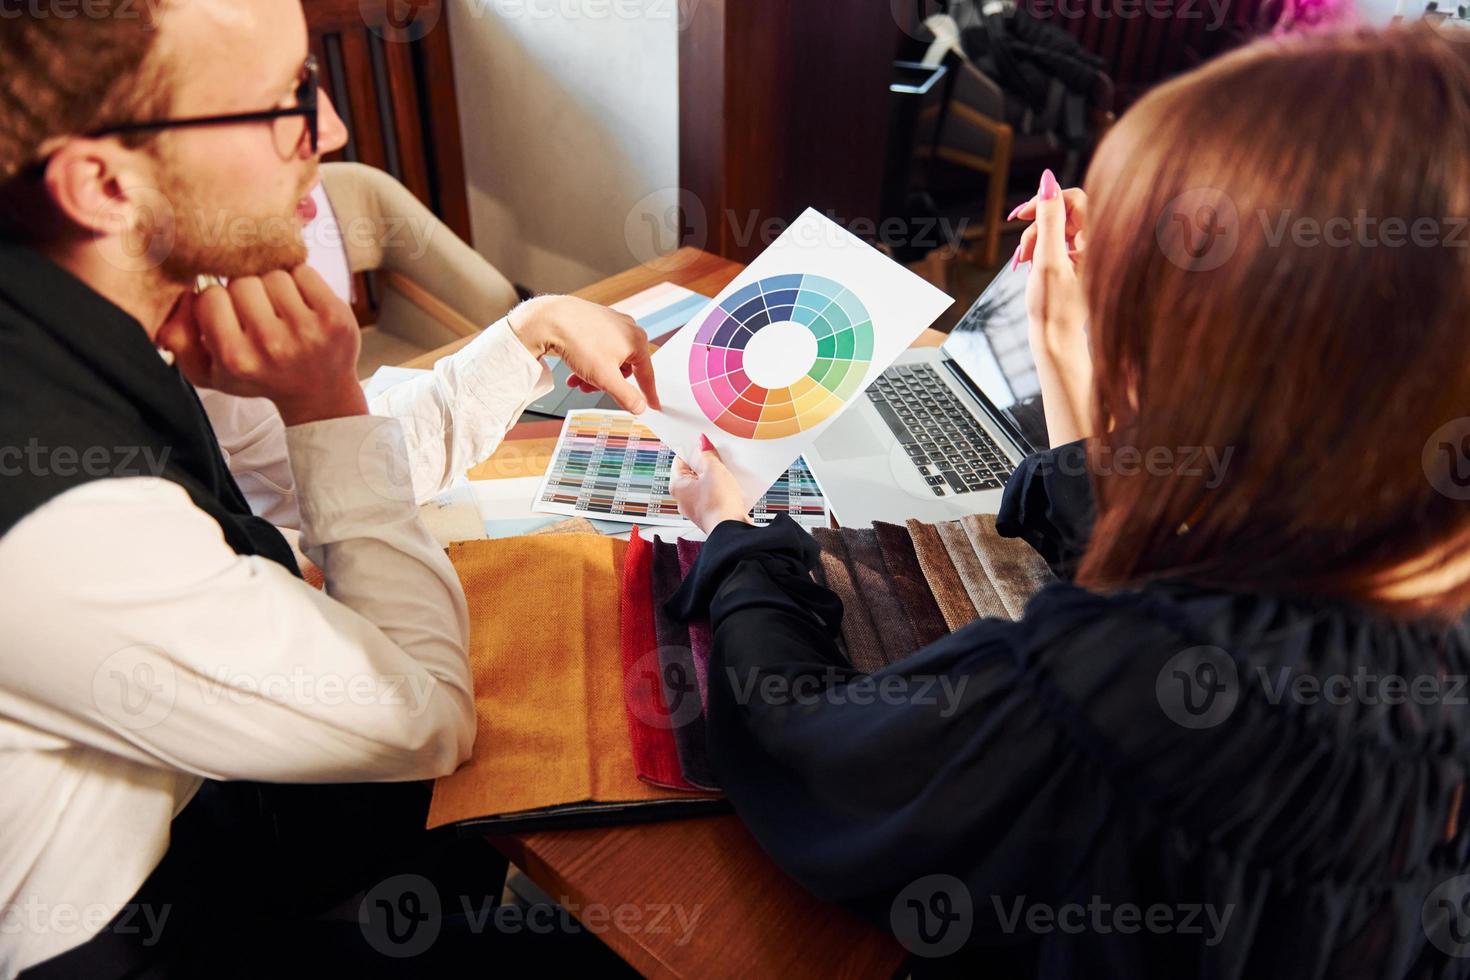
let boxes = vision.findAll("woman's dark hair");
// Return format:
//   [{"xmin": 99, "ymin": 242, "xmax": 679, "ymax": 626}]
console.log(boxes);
[{"xmin": 1077, "ymin": 24, "xmax": 1470, "ymax": 619}]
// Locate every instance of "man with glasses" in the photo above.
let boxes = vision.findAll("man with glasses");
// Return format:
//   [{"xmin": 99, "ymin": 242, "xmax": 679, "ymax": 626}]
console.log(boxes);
[{"xmin": 0, "ymin": 0, "xmax": 657, "ymax": 974}]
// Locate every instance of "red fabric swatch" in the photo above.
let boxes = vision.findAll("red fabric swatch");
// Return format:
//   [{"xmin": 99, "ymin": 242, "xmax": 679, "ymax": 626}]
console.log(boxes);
[{"xmin": 620, "ymin": 527, "xmax": 698, "ymax": 791}]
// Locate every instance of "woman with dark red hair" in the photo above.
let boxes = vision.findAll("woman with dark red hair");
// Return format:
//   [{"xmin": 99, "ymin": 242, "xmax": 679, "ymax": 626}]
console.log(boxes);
[{"xmin": 671, "ymin": 24, "xmax": 1470, "ymax": 978}]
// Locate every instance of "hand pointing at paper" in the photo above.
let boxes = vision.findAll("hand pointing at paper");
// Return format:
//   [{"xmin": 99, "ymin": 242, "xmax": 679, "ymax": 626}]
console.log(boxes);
[{"xmin": 509, "ymin": 295, "xmax": 662, "ymax": 414}]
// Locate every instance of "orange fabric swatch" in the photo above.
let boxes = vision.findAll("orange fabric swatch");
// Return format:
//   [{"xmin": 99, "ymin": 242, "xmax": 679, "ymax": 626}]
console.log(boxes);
[{"xmin": 428, "ymin": 533, "xmax": 713, "ymax": 829}]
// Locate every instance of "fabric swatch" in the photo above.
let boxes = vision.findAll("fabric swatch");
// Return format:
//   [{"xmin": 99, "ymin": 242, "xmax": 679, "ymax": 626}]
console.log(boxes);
[
  {"xmin": 842, "ymin": 528, "xmax": 920, "ymax": 667},
  {"xmin": 872, "ymin": 521, "xmax": 950, "ymax": 647},
  {"xmin": 961, "ymin": 513, "xmax": 1057, "ymax": 620},
  {"xmin": 906, "ymin": 520, "xmax": 978, "ymax": 631},
  {"xmin": 811, "ymin": 529, "xmax": 886, "ymax": 674},
  {"xmin": 650, "ymin": 538, "xmax": 718, "ymax": 791},
  {"xmin": 675, "ymin": 538, "xmax": 713, "ymax": 711},
  {"xmin": 531, "ymin": 517, "xmax": 601, "ymax": 536},
  {"xmin": 620, "ymin": 528, "xmax": 697, "ymax": 791},
  {"xmin": 936, "ymin": 519, "xmax": 1011, "ymax": 620},
  {"xmin": 428, "ymin": 534, "xmax": 718, "ymax": 831}
]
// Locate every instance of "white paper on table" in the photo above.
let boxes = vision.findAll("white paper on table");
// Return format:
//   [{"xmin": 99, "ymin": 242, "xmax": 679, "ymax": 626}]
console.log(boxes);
[{"xmin": 636, "ymin": 209, "xmax": 954, "ymax": 506}]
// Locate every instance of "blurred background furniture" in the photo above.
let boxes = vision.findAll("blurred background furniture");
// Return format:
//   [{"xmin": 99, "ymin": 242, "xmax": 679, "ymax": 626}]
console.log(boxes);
[
  {"xmin": 318, "ymin": 162, "xmax": 519, "ymax": 377},
  {"xmin": 303, "ymin": 0, "xmax": 476, "ymax": 326}
]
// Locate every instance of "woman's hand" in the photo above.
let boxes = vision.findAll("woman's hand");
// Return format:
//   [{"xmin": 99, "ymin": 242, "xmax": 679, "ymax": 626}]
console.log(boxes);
[
  {"xmin": 1011, "ymin": 170, "xmax": 1094, "ymax": 445},
  {"xmin": 670, "ymin": 435, "xmax": 753, "ymax": 534},
  {"xmin": 509, "ymin": 295, "xmax": 661, "ymax": 415}
]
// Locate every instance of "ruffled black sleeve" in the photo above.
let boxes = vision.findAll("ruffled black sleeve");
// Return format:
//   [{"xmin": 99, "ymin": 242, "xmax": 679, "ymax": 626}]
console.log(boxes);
[{"xmin": 995, "ymin": 439, "xmax": 1095, "ymax": 578}]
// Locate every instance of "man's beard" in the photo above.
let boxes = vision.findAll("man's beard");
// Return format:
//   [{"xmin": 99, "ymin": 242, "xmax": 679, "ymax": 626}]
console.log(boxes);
[{"xmin": 147, "ymin": 158, "xmax": 313, "ymax": 284}]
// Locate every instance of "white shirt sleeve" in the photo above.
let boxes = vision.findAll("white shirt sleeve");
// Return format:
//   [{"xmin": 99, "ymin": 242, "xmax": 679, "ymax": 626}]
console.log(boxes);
[
  {"xmin": 0, "ymin": 415, "xmax": 476, "ymax": 783},
  {"xmin": 201, "ymin": 317, "xmax": 554, "ymax": 530}
]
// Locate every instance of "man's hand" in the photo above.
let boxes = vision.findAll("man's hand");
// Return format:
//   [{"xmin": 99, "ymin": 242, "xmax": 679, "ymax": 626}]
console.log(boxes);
[
  {"xmin": 158, "ymin": 266, "xmax": 368, "ymax": 426},
  {"xmin": 670, "ymin": 435, "xmax": 752, "ymax": 534},
  {"xmin": 509, "ymin": 295, "xmax": 660, "ymax": 415}
]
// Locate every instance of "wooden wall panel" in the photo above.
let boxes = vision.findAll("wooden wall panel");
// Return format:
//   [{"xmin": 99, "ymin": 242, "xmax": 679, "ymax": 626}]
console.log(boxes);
[{"xmin": 680, "ymin": 0, "xmax": 902, "ymax": 262}]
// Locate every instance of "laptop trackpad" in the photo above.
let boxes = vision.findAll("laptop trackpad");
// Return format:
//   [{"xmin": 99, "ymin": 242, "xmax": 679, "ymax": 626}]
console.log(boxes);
[{"xmin": 814, "ymin": 404, "xmax": 890, "ymax": 462}]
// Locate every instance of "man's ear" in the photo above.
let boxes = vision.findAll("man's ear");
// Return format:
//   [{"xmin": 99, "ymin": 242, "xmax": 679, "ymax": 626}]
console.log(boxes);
[{"xmin": 42, "ymin": 139, "xmax": 161, "ymax": 239}]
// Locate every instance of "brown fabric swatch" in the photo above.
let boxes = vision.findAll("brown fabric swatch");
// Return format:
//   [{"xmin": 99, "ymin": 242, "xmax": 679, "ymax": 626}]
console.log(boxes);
[
  {"xmin": 960, "ymin": 514, "xmax": 1056, "ymax": 620},
  {"xmin": 936, "ymin": 520, "xmax": 1010, "ymax": 620},
  {"xmin": 428, "ymin": 534, "xmax": 714, "ymax": 829},
  {"xmin": 872, "ymin": 521, "xmax": 949, "ymax": 647},
  {"xmin": 906, "ymin": 519, "xmax": 978, "ymax": 631},
  {"xmin": 843, "ymin": 528, "xmax": 919, "ymax": 667},
  {"xmin": 812, "ymin": 528, "xmax": 886, "ymax": 673}
]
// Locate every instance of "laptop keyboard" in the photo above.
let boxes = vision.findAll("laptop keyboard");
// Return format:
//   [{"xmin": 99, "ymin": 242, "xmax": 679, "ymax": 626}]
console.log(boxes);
[{"xmin": 867, "ymin": 364, "xmax": 1015, "ymax": 497}]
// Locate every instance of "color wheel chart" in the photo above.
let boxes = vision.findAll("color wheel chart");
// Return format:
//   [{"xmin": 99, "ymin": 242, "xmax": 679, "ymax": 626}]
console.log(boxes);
[
  {"xmin": 535, "ymin": 411, "xmax": 829, "ymax": 530},
  {"xmin": 690, "ymin": 274, "xmax": 875, "ymax": 440}
]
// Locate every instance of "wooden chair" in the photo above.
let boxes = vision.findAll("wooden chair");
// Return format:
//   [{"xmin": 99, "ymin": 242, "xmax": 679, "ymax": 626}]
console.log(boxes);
[
  {"xmin": 302, "ymin": 0, "xmax": 474, "ymax": 324},
  {"xmin": 318, "ymin": 163, "xmax": 519, "ymax": 378}
]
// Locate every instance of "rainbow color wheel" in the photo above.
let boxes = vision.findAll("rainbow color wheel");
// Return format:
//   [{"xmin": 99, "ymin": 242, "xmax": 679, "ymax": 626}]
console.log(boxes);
[{"xmin": 688, "ymin": 274, "xmax": 875, "ymax": 440}]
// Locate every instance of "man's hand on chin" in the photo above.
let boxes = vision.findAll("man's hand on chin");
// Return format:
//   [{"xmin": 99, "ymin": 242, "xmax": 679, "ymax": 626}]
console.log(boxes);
[{"xmin": 157, "ymin": 265, "xmax": 368, "ymax": 426}]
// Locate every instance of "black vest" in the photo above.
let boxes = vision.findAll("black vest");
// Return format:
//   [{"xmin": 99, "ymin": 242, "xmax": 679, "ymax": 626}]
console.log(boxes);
[{"xmin": 0, "ymin": 241, "xmax": 301, "ymax": 576}]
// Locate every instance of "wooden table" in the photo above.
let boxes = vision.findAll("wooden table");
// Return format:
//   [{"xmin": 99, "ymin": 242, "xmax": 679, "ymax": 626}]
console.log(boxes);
[{"xmin": 409, "ymin": 248, "xmax": 939, "ymax": 979}]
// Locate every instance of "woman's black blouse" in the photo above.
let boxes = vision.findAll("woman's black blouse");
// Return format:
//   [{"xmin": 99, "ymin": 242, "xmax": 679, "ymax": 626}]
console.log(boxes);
[{"xmin": 668, "ymin": 442, "xmax": 1470, "ymax": 979}]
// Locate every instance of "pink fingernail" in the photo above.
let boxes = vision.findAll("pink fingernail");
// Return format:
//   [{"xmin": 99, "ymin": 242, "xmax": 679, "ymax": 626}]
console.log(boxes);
[
  {"xmin": 699, "ymin": 434, "xmax": 714, "ymax": 452},
  {"xmin": 1011, "ymin": 245, "xmax": 1021, "ymax": 271},
  {"xmin": 1006, "ymin": 203, "xmax": 1026, "ymax": 222},
  {"xmin": 1039, "ymin": 169, "xmax": 1060, "ymax": 201}
]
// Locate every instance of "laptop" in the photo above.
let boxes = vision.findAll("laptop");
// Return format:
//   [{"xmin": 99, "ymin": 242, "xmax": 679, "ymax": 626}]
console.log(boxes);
[{"xmin": 806, "ymin": 260, "xmax": 1049, "ymax": 528}]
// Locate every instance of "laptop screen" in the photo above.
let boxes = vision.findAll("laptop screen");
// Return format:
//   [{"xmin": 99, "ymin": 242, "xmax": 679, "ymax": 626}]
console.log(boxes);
[{"xmin": 940, "ymin": 261, "xmax": 1052, "ymax": 453}]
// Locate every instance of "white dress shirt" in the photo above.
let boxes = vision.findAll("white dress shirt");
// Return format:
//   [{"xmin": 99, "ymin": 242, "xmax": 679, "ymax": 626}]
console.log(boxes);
[{"xmin": 0, "ymin": 319, "xmax": 552, "ymax": 975}]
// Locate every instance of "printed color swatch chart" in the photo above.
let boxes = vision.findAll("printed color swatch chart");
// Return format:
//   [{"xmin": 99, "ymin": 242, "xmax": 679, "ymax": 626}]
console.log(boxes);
[
  {"xmin": 535, "ymin": 411, "xmax": 829, "ymax": 530},
  {"xmin": 691, "ymin": 274, "xmax": 875, "ymax": 440}
]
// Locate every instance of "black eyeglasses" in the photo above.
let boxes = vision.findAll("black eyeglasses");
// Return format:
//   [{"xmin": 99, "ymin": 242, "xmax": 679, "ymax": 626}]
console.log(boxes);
[{"xmin": 88, "ymin": 55, "xmax": 319, "ymax": 158}]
